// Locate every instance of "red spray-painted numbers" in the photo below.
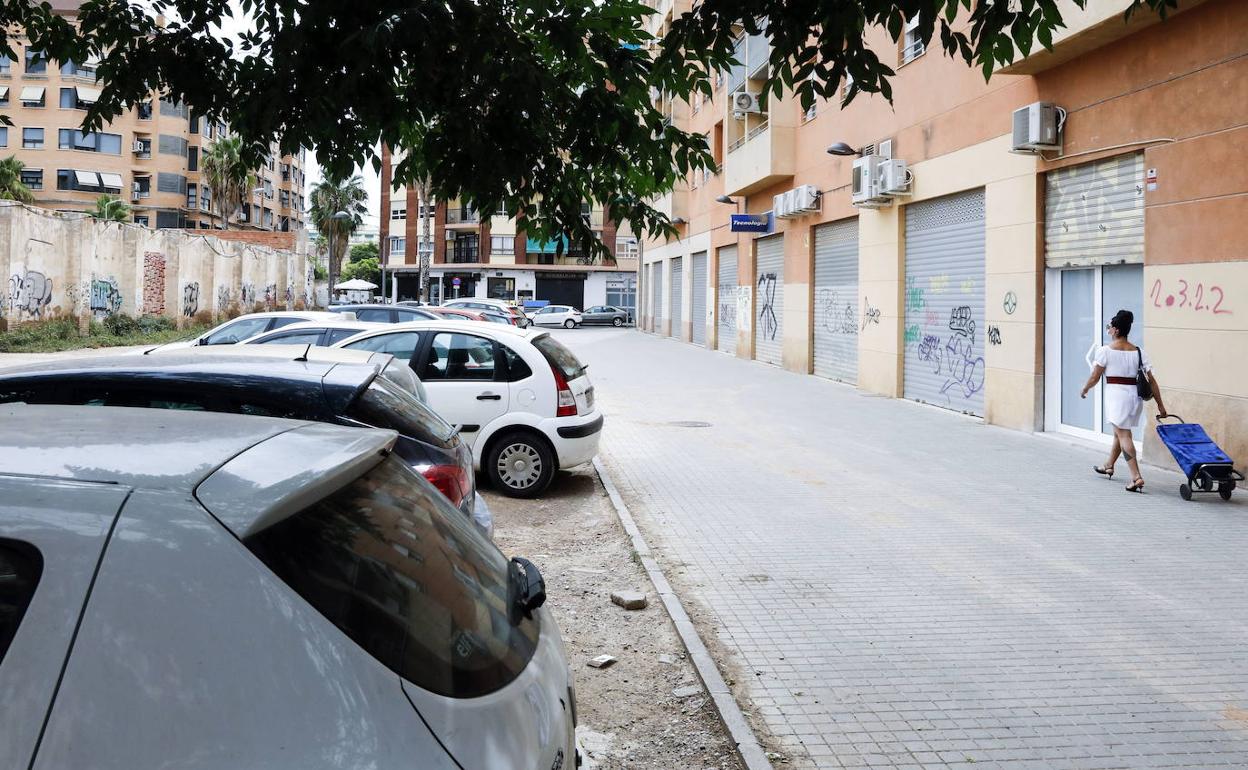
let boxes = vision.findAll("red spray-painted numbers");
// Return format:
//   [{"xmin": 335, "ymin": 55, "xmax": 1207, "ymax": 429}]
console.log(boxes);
[{"xmin": 1150, "ymin": 279, "xmax": 1232, "ymax": 314}]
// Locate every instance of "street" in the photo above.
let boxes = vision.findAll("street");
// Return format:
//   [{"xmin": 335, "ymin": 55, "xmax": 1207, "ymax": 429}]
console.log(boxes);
[{"xmin": 551, "ymin": 326, "xmax": 1248, "ymax": 770}]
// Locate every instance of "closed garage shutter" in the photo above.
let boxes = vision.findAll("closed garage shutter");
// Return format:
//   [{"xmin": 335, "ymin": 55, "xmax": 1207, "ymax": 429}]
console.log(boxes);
[
  {"xmin": 754, "ymin": 234, "xmax": 784, "ymax": 366},
  {"xmin": 903, "ymin": 189, "xmax": 986, "ymax": 416},
  {"xmin": 535, "ymin": 273, "xmax": 585, "ymax": 310},
  {"xmin": 812, "ymin": 218, "xmax": 859, "ymax": 383},
  {"xmin": 669, "ymin": 257, "xmax": 683, "ymax": 338},
  {"xmin": 717, "ymin": 246, "xmax": 738, "ymax": 355},
  {"xmin": 1045, "ymin": 152, "xmax": 1143, "ymax": 268},
  {"xmin": 650, "ymin": 262, "xmax": 663, "ymax": 333},
  {"xmin": 691, "ymin": 252, "xmax": 708, "ymax": 346}
]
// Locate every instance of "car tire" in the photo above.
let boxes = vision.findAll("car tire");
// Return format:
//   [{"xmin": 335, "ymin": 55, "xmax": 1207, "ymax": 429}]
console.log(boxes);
[
  {"xmin": 486, "ymin": 430, "xmax": 556, "ymax": 498},
  {"xmin": 612, "ymin": 317, "xmax": 623, "ymax": 327},
  {"xmin": 564, "ymin": 319, "xmax": 576, "ymax": 328}
]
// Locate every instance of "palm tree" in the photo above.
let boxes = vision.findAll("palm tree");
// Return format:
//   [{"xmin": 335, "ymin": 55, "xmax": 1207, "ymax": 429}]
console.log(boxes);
[
  {"xmin": 0, "ymin": 155, "xmax": 35, "ymax": 203},
  {"xmin": 201, "ymin": 136, "xmax": 256, "ymax": 230},
  {"xmin": 309, "ymin": 174, "xmax": 368, "ymax": 292},
  {"xmin": 90, "ymin": 195, "xmax": 131, "ymax": 222}
]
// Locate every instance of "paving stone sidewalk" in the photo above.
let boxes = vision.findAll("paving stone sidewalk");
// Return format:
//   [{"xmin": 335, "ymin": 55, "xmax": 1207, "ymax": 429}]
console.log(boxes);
[{"xmin": 557, "ymin": 328, "xmax": 1248, "ymax": 770}]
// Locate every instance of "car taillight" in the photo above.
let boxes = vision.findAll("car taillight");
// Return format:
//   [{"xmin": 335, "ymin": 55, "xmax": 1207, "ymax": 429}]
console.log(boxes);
[
  {"xmin": 421, "ymin": 464, "xmax": 471, "ymax": 509},
  {"xmin": 550, "ymin": 365, "xmax": 578, "ymax": 417}
]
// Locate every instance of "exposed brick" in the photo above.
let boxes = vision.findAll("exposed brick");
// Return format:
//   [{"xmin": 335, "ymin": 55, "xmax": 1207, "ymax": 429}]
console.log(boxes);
[{"xmin": 142, "ymin": 251, "xmax": 166, "ymax": 315}]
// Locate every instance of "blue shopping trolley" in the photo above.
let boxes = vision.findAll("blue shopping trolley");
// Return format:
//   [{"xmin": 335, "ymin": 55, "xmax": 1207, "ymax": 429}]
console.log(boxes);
[{"xmin": 1155, "ymin": 415, "xmax": 1243, "ymax": 501}]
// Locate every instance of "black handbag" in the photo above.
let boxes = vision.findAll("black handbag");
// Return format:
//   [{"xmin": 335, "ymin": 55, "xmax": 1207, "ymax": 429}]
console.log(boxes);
[{"xmin": 1136, "ymin": 348, "xmax": 1153, "ymax": 400}]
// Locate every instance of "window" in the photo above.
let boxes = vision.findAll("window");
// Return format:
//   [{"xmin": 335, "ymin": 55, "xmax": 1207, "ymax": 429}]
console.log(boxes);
[
  {"xmin": 0, "ymin": 88, "xmax": 7, "ymax": 107},
  {"xmin": 268, "ymin": 317, "xmax": 305, "ymax": 330},
  {"xmin": 133, "ymin": 175, "xmax": 150, "ymax": 198},
  {"xmin": 453, "ymin": 233, "xmax": 479, "ymax": 262},
  {"xmin": 158, "ymin": 134, "xmax": 188, "ymax": 157},
  {"xmin": 501, "ymin": 345, "xmax": 532, "ymax": 381},
  {"xmin": 245, "ymin": 454, "xmax": 537, "ymax": 698},
  {"xmin": 0, "ymin": 55, "xmax": 10, "ymax": 75},
  {"xmin": 346, "ymin": 378, "xmax": 456, "ymax": 445},
  {"xmin": 155, "ymin": 211, "xmax": 183, "ymax": 229},
  {"xmin": 326, "ymin": 328, "xmax": 362, "ymax": 345},
  {"xmin": 188, "ymin": 114, "xmax": 199, "ymax": 134},
  {"xmin": 187, "ymin": 146, "xmax": 198, "ymax": 172},
  {"xmin": 186, "ymin": 183, "xmax": 197, "ymax": 210},
  {"xmin": 157, "ymin": 172, "xmax": 186, "ymax": 194},
  {"xmin": 60, "ymin": 60, "xmax": 96, "ymax": 79},
  {"xmin": 615, "ymin": 236, "xmax": 639, "ymax": 259},
  {"xmin": 22, "ymin": 128, "xmax": 43, "ymax": 149},
  {"xmin": 0, "ymin": 127, "xmax": 6, "ymax": 147},
  {"xmin": 257, "ymin": 330, "xmax": 321, "ymax": 346},
  {"xmin": 0, "ymin": 540, "xmax": 42, "ymax": 666},
  {"xmin": 136, "ymin": 101, "xmax": 152, "ymax": 120},
  {"xmin": 344, "ymin": 330, "xmax": 421, "ymax": 361},
  {"xmin": 388, "ymin": 236, "xmax": 405, "ymax": 257},
  {"xmin": 20, "ymin": 169, "xmax": 42, "ymax": 190},
  {"xmin": 902, "ymin": 16, "xmax": 925, "ymax": 64},
  {"xmin": 390, "ymin": 205, "xmax": 406, "ymax": 221},
  {"xmin": 159, "ymin": 98, "xmax": 186, "ymax": 118},
  {"xmin": 532, "ymin": 334, "xmax": 585, "ymax": 381},
  {"xmin": 354, "ymin": 308, "xmax": 395, "ymax": 323},
  {"xmin": 19, "ymin": 86, "xmax": 44, "ymax": 107},
  {"xmin": 59, "ymin": 87, "xmax": 76, "ymax": 108},
  {"xmin": 490, "ymin": 235, "xmax": 514, "ymax": 254},
  {"xmin": 203, "ymin": 317, "xmax": 270, "ymax": 345},
  {"xmin": 422, "ymin": 332, "xmax": 496, "ymax": 381},
  {"xmin": 57, "ymin": 129, "xmax": 121, "ymax": 154},
  {"xmin": 134, "ymin": 215, "xmax": 149, "ymax": 227},
  {"xmin": 24, "ymin": 48, "xmax": 47, "ymax": 75}
]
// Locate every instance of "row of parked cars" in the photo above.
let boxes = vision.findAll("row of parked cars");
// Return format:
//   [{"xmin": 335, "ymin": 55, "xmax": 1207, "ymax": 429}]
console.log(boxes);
[{"xmin": 0, "ymin": 299, "xmax": 603, "ymax": 769}]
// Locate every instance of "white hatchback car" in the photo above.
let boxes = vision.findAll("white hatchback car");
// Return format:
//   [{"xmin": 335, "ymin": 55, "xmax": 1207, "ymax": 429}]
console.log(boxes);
[
  {"xmin": 333, "ymin": 321, "xmax": 602, "ymax": 497},
  {"xmin": 529, "ymin": 305, "xmax": 582, "ymax": 328},
  {"xmin": 151, "ymin": 311, "xmax": 347, "ymax": 350}
]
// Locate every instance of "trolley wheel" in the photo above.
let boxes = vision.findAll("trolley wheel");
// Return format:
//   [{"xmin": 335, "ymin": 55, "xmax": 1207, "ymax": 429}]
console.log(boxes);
[
  {"xmin": 1179, "ymin": 484, "xmax": 1193, "ymax": 501},
  {"xmin": 1219, "ymin": 483, "xmax": 1234, "ymax": 501}
]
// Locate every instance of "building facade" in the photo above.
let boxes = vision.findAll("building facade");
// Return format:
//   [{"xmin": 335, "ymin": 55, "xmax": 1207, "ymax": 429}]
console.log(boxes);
[
  {"xmin": 2, "ymin": 7, "xmax": 307, "ymax": 232},
  {"xmin": 377, "ymin": 146, "xmax": 639, "ymax": 313},
  {"xmin": 640, "ymin": 0, "xmax": 1248, "ymax": 465}
]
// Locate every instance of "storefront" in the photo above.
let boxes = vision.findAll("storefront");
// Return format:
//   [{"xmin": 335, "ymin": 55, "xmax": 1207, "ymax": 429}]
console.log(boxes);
[
  {"xmin": 753, "ymin": 234, "xmax": 785, "ymax": 366},
  {"xmin": 717, "ymin": 245, "xmax": 738, "ymax": 355}
]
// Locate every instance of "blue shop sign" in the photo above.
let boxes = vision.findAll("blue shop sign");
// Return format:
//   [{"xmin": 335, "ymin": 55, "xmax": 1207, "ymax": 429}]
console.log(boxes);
[{"xmin": 730, "ymin": 213, "xmax": 773, "ymax": 233}]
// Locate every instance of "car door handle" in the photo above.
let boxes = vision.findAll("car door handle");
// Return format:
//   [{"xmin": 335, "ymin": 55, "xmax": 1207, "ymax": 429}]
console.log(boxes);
[{"xmin": 476, "ymin": 393, "xmax": 502, "ymax": 401}]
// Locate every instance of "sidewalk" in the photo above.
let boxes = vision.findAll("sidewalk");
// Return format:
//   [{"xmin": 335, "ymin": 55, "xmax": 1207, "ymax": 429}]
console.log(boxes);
[{"xmin": 558, "ymin": 328, "xmax": 1248, "ymax": 770}]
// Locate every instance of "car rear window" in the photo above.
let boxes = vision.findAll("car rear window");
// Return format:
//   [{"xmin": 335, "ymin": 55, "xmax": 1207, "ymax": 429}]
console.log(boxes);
[
  {"xmin": 532, "ymin": 334, "xmax": 586, "ymax": 380},
  {"xmin": 347, "ymin": 376, "xmax": 456, "ymax": 444},
  {"xmin": 0, "ymin": 540, "xmax": 41, "ymax": 665},
  {"xmin": 244, "ymin": 455, "xmax": 539, "ymax": 698}
]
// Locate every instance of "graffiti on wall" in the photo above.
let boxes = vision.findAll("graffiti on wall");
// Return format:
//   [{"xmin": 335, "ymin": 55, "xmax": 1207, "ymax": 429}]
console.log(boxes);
[
  {"xmin": 263, "ymin": 283, "xmax": 277, "ymax": 308},
  {"xmin": 1150, "ymin": 278, "xmax": 1233, "ymax": 315},
  {"xmin": 817, "ymin": 289, "xmax": 857, "ymax": 336},
  {"xmin": 736, "ymin": 285, "xmax": 752, "ymax": 334},
  {"xmin": 8, "ymin": 270, "xmax": 53, "ymax": 318},
  {"xmin": 908, "ymin": 299, "xmax": 986, "ymax": 406},
  {"xmin": 240, "ymin": 283, "xmax": 257, "ymax": 308},
  {"xmin": 216, "ymin": 286, "xmax": 232, "ymax": 313},
  {"xmin": 757, "ymin": 272, "xmax": 778, "ymax": 341},
  {"xmin": 182, "ymin": 282, "xmax": 200, "ymax": 317},
  {"xmin": 987, "ymin": 325, "xmax": 1002, "ymax": 346},
  {"xmin": 717, "ymin": 289, "xmax": 737, "ymax": 331},
  {"xmin": 861, "ymin": 298, "xmax": 881, "ymax": 331},
  {"xmin": 142, "ymin": 252, "xmax": 166, "ymax": 315},
  {"xmin": 284, "ymin": 284, "xmax": 294, "ymax": 307},
  {"xmin": 89, "ymin": 277, "xmax": 123, "ymax": 318}
]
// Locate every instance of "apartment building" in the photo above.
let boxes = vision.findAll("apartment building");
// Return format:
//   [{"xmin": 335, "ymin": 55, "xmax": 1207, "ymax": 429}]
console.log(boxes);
[
  {"xmin": 378, "ymin": 146, "xmax": 639, "ymax": 314},
  {"xmin": 1, "ymin": 5, "xmax": 307, "ymax": 232},
  {"xmin": 640, "ymin": 0, "xmax": 1248, "ymax": 466}
]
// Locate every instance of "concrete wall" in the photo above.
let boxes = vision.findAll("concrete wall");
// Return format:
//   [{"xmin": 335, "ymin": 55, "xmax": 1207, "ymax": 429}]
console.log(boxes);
[{"xmin": 1, "ymin": 204, "xmax": 313, "ymax": 327}]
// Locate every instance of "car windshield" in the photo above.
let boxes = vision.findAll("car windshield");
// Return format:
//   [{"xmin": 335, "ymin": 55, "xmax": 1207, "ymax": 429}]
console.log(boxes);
[
  {"xmin": 532, "ymin": 334, "xmax": 586, "ymax": 380},
  {"xmin": 348, "ymin": 376, "xmax": 455, "ymax": 443},
  {"xmin": 245, "ymin": 454, "xmax": 539, "ymax": 698}
]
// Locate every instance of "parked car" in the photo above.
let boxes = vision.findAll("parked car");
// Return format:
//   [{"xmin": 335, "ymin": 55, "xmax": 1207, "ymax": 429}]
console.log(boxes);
[
  {"xmin": 0, "ymin": 404, "xmax": 573, "ymax": 770},
  {"xmin": 443, "ymin": 298, "xmax": 530, "ymax": 327},
  {"xmin": 582, "ymin": 305, "xmax": 631, "ymax": 326},
  {"xmin": 530, "ymin": 305, "xmax": 582, "ymax": 328},
  {"xmin": 149, "ymin": 310, "xmax": 346, "ymax": 350},
  {"xmin": 239, "ymin": 319, "xmax": 390, "ymax": 347},
  {"xmin": 427, "ymin": 306, "xmax": 488, "ymax": 322},
  {"xmin": 333, "ymin": 320, "xmax": 603, "ymax": 497},
  {"xmin": 329, "ymin": 303, "xmax": 440, "ymax": 323},
  {"xmin": 0, "ymin": 349, "xmax": 482, "ymax": 531},
  {"xmin": 480, "ymin": 311, "xmax": 520, "ymax": 326}
]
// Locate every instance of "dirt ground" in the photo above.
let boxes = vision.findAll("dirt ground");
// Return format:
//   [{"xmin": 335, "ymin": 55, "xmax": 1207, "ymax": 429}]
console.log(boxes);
[{"xmin": 486, "ymin": 467, "xmax": 745, "ymax": 770}]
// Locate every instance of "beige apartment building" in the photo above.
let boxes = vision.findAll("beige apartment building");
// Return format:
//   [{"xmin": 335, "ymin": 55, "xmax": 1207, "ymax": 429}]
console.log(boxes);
[
  {"xmin": 640, "ymin": 0, "xmax": 1248, "ymax": 466},
  {"xmin": 1, "ymin": 7, "xmax": 306, "ymax": 233},
  {"xmin": 378, "ymin": 146, "xmax": 639, "ymax": 313}
]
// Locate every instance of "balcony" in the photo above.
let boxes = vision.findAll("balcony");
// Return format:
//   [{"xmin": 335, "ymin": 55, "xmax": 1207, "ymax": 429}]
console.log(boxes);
[
  {"xmin": 445, "ymin": 206, "xmax": 480, "ymax": 226},
  {"xmin": 723, "ymin": 120, "xmax": 795, "ymax": 196}
]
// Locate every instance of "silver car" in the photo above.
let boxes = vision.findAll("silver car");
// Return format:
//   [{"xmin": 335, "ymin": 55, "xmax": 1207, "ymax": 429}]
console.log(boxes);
[
  {"xmin": 0, "ymin": 404, "xmax": 575, "ymax": 770},
  {"xmin": 581, "ymin": 305, "xmax": 631, "ymax": 326}
]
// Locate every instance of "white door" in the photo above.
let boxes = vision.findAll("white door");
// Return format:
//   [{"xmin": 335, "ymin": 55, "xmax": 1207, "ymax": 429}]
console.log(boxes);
[{"xmin": 417, "ymin": 331, "xmax": 510, "ymax": 445}]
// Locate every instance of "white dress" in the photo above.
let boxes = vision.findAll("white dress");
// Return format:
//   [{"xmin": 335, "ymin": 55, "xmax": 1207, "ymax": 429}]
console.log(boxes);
[{"xmin": 1095, "ymin": 345, "xmax": 1152, "ymax": 429}]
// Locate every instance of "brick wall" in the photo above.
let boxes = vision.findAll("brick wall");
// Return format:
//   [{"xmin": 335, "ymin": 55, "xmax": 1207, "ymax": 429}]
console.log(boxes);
[
  {"xmin": 199, "ymin": 229, "xmax": 301, "ymax": 252},
  {"xmin": 142, "ymin": 251, "xmax": 166, "ymax": 315}
]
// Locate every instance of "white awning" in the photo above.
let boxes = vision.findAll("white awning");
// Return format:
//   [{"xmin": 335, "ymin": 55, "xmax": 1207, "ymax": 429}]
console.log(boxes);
[
  {"xmin": 19, "ymin": 86, "xmax": 45, "ymax": 102},
  {"xmin": 99, "ymin": 172, "xmax": 124, "ymax": 190},
  {"xmin": 0, "ymin": 87, "xmax": 9, "ymax": 100},
  {"xmin": 75, "ymin": 86, "xmax": 101, "ymax": 104},
  {"xmin": 74, "ymin": 170, "xmax": 100, "ymax": 187}
]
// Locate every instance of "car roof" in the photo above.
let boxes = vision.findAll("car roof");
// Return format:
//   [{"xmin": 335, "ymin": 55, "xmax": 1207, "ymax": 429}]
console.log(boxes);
[
  {"xmin": 164, "ymin": 344, "xmax": 389, "ymax": 367},
  {"xmin": 248, "ymin": 320, "xmax": 390, "ymax": 334},
  {"xmin": 335, "ymin": 319, "xmax": 539, "ymax": 344},
  {"xmin": 229, "ymin": 310, "xmax": 343, "ymax": 320}
]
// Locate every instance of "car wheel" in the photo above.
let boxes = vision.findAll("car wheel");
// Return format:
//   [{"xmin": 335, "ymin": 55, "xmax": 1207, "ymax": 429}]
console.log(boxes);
[
  {"xmin": 564, "ymin": 319, "xmax": 576, "ymax": 328},
  {"xmin": 612, "ymin": 316, "xmax": 623, "ymax": 327},
  {"xmin": 486, "ymin": 431, "xmax": 556, "ymax": 498}
]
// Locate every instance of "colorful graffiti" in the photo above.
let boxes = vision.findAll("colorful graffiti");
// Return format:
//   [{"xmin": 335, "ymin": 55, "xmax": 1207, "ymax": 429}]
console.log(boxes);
[
  {"xmin": 8, "ymin": 270, "xmax": 53, "ymax": 318},
  {"xmin": 89, "ymin": 277, "xmax": 123, "ymax": 318}
]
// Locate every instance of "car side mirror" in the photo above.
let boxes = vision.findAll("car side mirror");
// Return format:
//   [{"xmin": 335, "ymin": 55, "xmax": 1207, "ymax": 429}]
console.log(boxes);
[{"xmin": 508, "ymin": 557, "xmax": 546, "ymax": 620}]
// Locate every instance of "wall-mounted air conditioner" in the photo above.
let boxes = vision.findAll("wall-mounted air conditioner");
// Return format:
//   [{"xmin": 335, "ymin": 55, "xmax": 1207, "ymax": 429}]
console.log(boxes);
[
  {"xmin": 131, "ymin": 192, "xmax": 141, "ymax": 202},
  {"xmin": 1011, "ymin": 101, "xmax": 1063, "ymax": 153},
  {"xmin": 791, "ymin": 184, "xmax": 820, "ymax": 213},
  {"xmin": 879, "ymin": 160, "xmax": 910, "ymax": 195},
  {"xmin": 132, "ymin": 141, "xmax": 146, "ymax": 153},
  {"xmin": 731, "ymin": 91, "xmax": 761, "ymax": 114},
  {"xmin": 851, "ymin": 155, "xmax": 887, "ymax": 206},
  {"xmin": 772, "ymin": 192, "xmax": 790, "ymax": 219}
]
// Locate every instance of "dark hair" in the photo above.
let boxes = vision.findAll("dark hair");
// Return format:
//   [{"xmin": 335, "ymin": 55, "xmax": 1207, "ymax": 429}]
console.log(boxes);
[{"xmin": 1110, "ymin": 309, "xmax": 1134, "ymax": 338}]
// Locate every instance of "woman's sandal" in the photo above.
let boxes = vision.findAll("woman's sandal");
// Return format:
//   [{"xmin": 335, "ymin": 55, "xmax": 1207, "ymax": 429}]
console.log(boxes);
[
  {"xmin": 1125, "ymin": 478, "xmax": 1145, "ymax": 493},
  {"xmin": 1093, "ymin": 465, "xmax": 1114, "ymax": 479}
]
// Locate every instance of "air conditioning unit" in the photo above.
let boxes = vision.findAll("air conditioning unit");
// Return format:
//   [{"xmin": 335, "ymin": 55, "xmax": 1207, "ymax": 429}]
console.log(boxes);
[
  {"xmin": 791, "ymin": 184, "xmax": 820, "ymax": 213},
  {"xmin": 1012, "ymin": 101, "xmax": 1062, "ymax": 153},
  {"xmin": 131, "ymin": 182, "xmax": 141, "ymax": 192},
  {"xmin": 444, "ymin": 229, "xmax": 456, "ymax": 241},
  {"xmin": 851, "ymin": 155, "xmax": 886, "ymax": 206},
  {"xmin": 132, "ymin": 141, "xmax": 146, "ymax": 153},
  {"xmin": 879, "ymin": 159, "xmax": 910, "ymax": 195},
  {"xmin": 772, "ymin": 192, "xmax": 791, "ymax": 219},
  {"xmin": 731, "ymin": 91, "xmax": 762, "ymax": 114}
]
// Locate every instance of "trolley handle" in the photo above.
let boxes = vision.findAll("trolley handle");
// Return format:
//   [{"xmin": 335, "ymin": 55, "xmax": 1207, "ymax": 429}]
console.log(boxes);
[{"xmin": 1156, "ymin": 414, "xmax": 1185, "ymax": 424}]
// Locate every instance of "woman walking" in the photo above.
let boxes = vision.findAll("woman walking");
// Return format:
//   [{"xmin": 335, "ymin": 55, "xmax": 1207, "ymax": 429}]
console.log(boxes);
[{"xmin": 1080, "ymin": 309, "xmax": 1167, "ymax": 492}]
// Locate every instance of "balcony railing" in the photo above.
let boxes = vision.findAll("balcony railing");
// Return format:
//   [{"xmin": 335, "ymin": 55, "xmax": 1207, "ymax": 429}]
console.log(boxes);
[
  {"xmin": 746, "ymin": 119, "xmax": 770, "ymax": 141},
  {"xmin": 445, "ymin": 207, "xmax": 480, "ymax": 224}
]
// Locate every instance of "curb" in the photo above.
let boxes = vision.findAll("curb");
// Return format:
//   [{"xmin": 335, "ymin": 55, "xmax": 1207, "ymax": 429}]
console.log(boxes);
[{"xmin": 592, "ymin": 456, "xmax": 774, "ymax": 770}]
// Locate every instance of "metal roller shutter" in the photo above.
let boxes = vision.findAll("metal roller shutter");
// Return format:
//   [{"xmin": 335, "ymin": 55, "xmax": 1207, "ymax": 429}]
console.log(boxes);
[
  {"xmin": 691, "ymin": 252, "xmax": 707, "ymax": 346},
  {"xmin": 669, "ymin": 257, "xmax": 683, "ymax": 338},
  {"xmin": 1045, "ymin": 153, "xmax": 1143, "ymax": 268},
  {"xmin": 902, "ymin": 189, "xmax": 986, "ymax": 416},
  {"xmin": 754, "ymin": 234, "xmax": 784, "ymax": 366},
  {"xmin": 812, "ymin": 218, "xmax": 859, "ymax": 383},
  {"xmin": 650, "ymin": 262, "xmax": 663, "ymax": 333},
  {"xmin": 717, "ymin": 246, "xmax": 738, "ymax": 355}
]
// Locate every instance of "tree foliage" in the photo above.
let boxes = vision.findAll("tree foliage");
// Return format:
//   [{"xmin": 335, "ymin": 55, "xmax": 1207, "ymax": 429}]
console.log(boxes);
[
  {"xmin": 349, "ymin": 240, "xmax": 379, "ymax": 264},
  {"xmin": 341, "ymin": 256, "xmax": 380, "ymax": 286},
  {"xmin": 308, "ymin": 175, "xmax": 368, "ymax": 280},
  {"xmin": 200, "ymin": 135, "xmax": 256, "ymax": 230},
  {"xmin": 0, "ymin": 0, "xmax": 1176, "ymax": 256},
  {"xmin": 89, "ymin": 194, "xmax": 131, "ymax": 222},
  {"xmin": 0, "ymin": 155, "xmax": 34, "ymax": 203}
]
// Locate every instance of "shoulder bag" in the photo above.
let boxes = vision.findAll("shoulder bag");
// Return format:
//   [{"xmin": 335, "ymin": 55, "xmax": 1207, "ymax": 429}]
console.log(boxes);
[{"xmin": 1136, "ymin": 348, "xmax": 1153, "ymax": 400}]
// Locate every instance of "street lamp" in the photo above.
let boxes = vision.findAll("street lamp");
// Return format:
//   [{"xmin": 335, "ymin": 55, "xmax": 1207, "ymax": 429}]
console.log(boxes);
[
  {"xmin": 326, "ymin": 210, "xmax": 351, "ymax": 306},
  {"xmin": 825, "ymin": 142, "xmax": 860, "ymax": 157}
]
